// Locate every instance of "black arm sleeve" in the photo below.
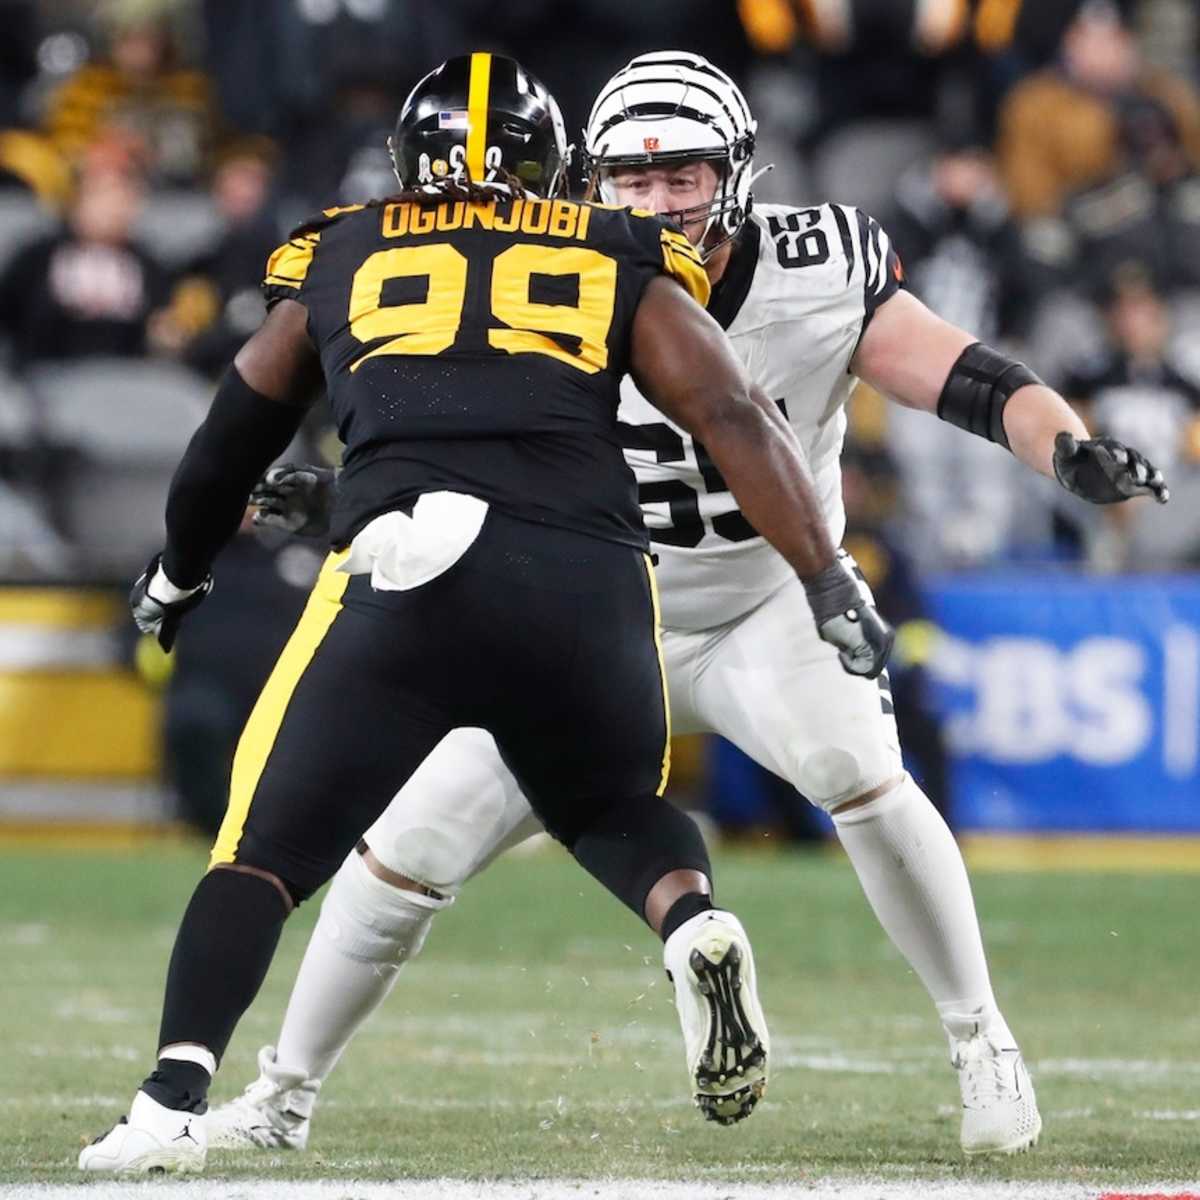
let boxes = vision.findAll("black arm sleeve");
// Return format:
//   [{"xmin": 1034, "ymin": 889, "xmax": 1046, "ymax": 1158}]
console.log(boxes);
[{"xmin": 161, "ymin": 365, "xmax": 307, "ymax": 587}]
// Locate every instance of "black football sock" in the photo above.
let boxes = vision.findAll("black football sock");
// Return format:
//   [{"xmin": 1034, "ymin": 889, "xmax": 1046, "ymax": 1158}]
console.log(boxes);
[
  {"xmin": 660, "ymin": 891, "xmax": 715, "ymax": 943},
  {"xmin": 151, "ymin": 868, "xmax": 290, "ymax": 1106},
  {"xmin": 140, "ymin": 1059, "xmax": 211, "ymax": 1114}
]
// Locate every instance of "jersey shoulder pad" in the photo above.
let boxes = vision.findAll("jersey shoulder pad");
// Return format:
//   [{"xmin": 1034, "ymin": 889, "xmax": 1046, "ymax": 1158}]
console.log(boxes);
[
  {"xmin": 262, "ymin": 204, "xmax": 368, "ymax": 307},
  {"xmin": 753, "ymin": 201, "xmax": 903, "ymax": 318},
  {"xmin": 658, "ymin": 222, "xmax": 709, "ymax": 307},
  {"xmin": 594, "ymin": 205, "xmax": 711, "ymax": 309},
  {"xmin": 631, "ymin": 209, "xmax": 710, "ymax": 307}
]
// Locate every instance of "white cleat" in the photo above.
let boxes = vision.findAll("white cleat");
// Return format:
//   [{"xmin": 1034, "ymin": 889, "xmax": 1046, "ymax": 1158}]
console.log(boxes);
[
  {"xmin": 663, "ymin": 909, "xmax": 769, "ymax": 1125},
  {"xmin": 954, "ymin": 1031, "xmax": 1042, "ymax": 1155},
  {"xmin": 206, "ymin": 1045, "xmax": 319, "ymax": 1150},
  {"xmin": 79, "ymin": 1089, "xmax": 206, "ymax": 1175}
]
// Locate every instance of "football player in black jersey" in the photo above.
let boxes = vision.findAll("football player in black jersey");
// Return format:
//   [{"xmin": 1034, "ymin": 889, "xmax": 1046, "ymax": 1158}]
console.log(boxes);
[{"xmin": 82, "ymin": 54, "xmax": 891, "ymax": 1174}]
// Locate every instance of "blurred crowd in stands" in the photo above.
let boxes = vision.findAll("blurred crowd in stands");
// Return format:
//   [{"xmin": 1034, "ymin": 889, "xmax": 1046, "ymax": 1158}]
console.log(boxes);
[
  {"xmin": 2, "ymin": 0, "xmax": 1195, "ymax": 837},
  {"xmin": 1, "ymin": 0, "xmax": 1198, "ymax": 582}
]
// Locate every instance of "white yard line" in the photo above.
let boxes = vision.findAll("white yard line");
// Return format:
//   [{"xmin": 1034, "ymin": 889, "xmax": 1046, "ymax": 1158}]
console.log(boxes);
[{"xmin": 7, "ymin": 1182, "xmax": 1200, "ymax": 1200}]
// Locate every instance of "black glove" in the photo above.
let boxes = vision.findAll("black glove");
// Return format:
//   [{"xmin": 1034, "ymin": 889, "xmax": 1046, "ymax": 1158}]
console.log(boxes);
[
  {"xmin": 1053, "ymin": 433, "xmax": 1169, "ymax": 505},
  {"xmin": 129, "ymin": 554, "xmax": 212, "ymax": 652},
  {"xmin": 803, "ymin": 560, "xmax": 894, "ymax": 679},
  {"xmin": 249, "ymin": 463, "xmax": 337, "ymax": 537}
]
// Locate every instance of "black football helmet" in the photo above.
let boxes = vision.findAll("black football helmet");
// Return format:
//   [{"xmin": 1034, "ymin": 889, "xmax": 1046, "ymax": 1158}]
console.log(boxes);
[{"xmin": 389, "ymin": 53, "xmax": 569, "ymax": 197}]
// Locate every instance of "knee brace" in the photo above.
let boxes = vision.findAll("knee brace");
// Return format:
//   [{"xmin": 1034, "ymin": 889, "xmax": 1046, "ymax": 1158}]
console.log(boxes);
[{"xmin": 316, "ymin": 851, "xmax": 452, "ymax": 969}]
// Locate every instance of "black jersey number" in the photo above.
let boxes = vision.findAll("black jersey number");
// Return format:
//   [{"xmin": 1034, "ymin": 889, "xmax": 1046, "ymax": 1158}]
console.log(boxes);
[
  {"xmin": 766, "ymin": 211, "xmax": 830, "ymax": 269},
  {"xmin": 620, "ymin": 401, "xmax": 787, "ymax": 547},
  {"xmin": 618, "ymin": 421, "xmax": 697, "ymax": 545},
  {"xmin": 348, "ymin": 243, "xmax": 617, "ymax": 374}
]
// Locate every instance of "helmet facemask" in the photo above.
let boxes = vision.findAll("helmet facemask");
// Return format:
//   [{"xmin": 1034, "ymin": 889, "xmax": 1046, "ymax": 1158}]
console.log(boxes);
[
  {"xmin": 582, "ymin": 51, "xmax": 766, "ymax": 261},
  {"xmin": 586, "ymin": 140, "xmax": 756, "ymax": 261}
]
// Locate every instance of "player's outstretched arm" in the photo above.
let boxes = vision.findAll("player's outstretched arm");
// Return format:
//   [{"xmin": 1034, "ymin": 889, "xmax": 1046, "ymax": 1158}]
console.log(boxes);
[
  {"xmin": 851, "ymin": 290, "xmax": 1169, "ymax": 504},
  {"xmin": 131, "ymin": 300, "xmax": 322, "ymax": 650},
  {"xmin": 630, "ymin": 275, "xmax": 892, "ymax": 678}
]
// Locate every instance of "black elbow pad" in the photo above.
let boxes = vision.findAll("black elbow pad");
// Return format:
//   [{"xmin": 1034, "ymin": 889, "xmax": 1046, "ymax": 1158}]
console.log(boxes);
[{"xmin": 936, "ymin": 342, "xmax": 1043, "ymax": 451}]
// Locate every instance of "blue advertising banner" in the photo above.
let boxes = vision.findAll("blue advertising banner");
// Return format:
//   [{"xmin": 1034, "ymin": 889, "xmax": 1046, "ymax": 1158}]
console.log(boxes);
[{"xmin": 926, "ymin": 574, "xmax": 1200, "ymax": 831}]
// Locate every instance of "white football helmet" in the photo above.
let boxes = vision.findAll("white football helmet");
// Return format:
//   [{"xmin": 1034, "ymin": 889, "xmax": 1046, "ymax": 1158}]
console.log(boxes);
[{"xmin": 583, "ymin": 51, "xmax": 763, "ymax": 257}]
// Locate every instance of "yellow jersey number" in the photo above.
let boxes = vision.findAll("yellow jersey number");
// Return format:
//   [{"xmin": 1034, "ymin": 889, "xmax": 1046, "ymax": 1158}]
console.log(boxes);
[{"xmin": 348, "ymin": 243, "xmax": 618, "ymax": 375}]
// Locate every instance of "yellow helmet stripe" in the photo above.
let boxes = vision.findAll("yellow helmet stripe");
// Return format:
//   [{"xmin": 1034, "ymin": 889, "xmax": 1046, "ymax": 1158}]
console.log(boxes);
[{"xmin": 466, "ymin": 51, "xmax": 493, "ymax": 182}]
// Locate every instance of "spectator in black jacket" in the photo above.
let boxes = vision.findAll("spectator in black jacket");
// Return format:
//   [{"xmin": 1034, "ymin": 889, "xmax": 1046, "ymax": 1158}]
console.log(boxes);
[
  {"xmin": 1061, "ymin": 264, "xmax": 1200, "ymax": 568},
  {"xmin": 1064, "ymin": 265, "xmax": 1200, "ymax": 477},
  {"xmin": 1062, "ymin": 98, "xmax": 1200, "ymax": 298},
  {"xmin": 891, "ymin": 139, "xmax": 1032, "ymax": 342},
  {"xmin": 150, "ymin": 142, "xmax": 281, "ymax": 377},
  {"xmin": 0, "ymin": 162, "xmax": 169, "ymax": 370}
]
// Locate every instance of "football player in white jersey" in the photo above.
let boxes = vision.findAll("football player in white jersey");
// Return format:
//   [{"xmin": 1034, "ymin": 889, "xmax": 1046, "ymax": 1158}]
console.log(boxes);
[{"xmin": 211, "ymin": 52, "xmax": 1167, "ymax": 1158}]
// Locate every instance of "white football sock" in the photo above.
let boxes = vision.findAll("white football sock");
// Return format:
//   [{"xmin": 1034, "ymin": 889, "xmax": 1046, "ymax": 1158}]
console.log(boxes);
[
  {"xmin": 157, "ymin": 1043, "xmax": 216, "ymax": 1077},
  {"xmin": 832, "ymin": 774, "xmax": 1009, "ymax": 1044},
  {"xmin": 275, "ymin": 852, "xmax": 451, "ymax": 1082}
]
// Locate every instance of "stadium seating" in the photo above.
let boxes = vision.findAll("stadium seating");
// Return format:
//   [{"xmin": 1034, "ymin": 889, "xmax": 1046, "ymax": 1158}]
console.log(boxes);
[
  {"xmin": 133, "ymin": 188, "xmax": 224, "ymax": 269},
  {"xmin": 26, "ymin": 359, "xmax": 210, "ymax": 578},
  {"xmin": 812, "ymin": 120, "xmax": 937, "ymax": 221}
]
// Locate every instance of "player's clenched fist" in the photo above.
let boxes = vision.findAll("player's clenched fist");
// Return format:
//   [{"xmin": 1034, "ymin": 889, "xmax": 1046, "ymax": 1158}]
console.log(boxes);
[
  {"xmin": 803, "ymin": 560, "xmax": 894, "ymax": 679},
  {"xmin": 1053, "ymin": 432, "xmax": 1169, "ymax": 505},
  {"xmin": 250, "ymin": 464, "xmax": 337, "ymax": 537},
  {"xmin": 129, "ymin": 553, "xmax": 212, "ymax": 652}
]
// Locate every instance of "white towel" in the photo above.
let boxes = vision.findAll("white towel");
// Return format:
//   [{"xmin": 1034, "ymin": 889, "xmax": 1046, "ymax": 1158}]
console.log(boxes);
[{"xmin": 337, "ymin": 491, "xmax": 488, "ymax": 591}]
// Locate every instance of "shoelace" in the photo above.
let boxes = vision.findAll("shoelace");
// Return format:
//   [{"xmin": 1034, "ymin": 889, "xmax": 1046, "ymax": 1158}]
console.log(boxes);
[
  {"xmin": 241, "ymin": 1078, "xmax": 286, "ymax": 1104},
  {"xmin": 240, "ymin": 1049, "xmax": 309, "ymax": 1111},
  {"xmin": 954, "ymin": 1036, "xmax": 1013, "ymax": 1108},
  {"xmin": 229, "ymin": 1076, "xmax": 297, "ymax": 1128}
]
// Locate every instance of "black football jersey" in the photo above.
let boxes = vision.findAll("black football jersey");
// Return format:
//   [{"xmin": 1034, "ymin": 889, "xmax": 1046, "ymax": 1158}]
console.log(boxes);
[
  {"xmin": 1063, "ymin": 350, "xmax": 1200, "ymax": 470},
  {"xmin": 262, "ymin": 195, "xmax": 709, "ymax": 550}
]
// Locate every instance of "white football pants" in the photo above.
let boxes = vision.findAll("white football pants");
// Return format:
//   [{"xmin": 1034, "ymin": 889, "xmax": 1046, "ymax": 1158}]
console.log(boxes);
[{"xmin": 362, "ymin": 564, "xmax": 903, "ymax": 890}]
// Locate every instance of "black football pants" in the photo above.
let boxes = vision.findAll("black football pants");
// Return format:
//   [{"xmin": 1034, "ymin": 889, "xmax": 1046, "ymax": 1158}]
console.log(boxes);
[
  {"xmin": 155, "ymin": 509, "xmax": 723, "ymax": 1078},
  {"xmin": 209, "ymin": 508, "xmax": 676, "ymax": 902}
]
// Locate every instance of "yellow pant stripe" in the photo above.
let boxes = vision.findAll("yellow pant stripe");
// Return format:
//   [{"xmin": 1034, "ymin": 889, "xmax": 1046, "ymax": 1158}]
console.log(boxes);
[
  {"xmin": 643, "ymin": 554, "xmax": 671, "ymax": 796},
  {"xmin": 209, "ymin": 553, "xmax": 350, "ymax": 868},
  {"xmin": 466, "ymin": 52, "xmax": 492, "ymax": 183}
]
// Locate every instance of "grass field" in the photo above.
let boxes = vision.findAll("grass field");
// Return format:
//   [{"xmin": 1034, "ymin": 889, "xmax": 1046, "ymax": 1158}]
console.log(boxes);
[{"xmin": 3, "ymin": 841, "xmax": 1200, "ymax": 1197}]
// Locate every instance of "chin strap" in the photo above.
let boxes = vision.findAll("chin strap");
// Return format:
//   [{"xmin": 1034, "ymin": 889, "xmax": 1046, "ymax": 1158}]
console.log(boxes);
[{"xmin": 700, "ymin": 163, "xmax": 774, "ymax": 262}]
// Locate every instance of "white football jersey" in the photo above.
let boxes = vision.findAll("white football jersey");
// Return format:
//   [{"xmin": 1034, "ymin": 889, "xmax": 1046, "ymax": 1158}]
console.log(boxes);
[{"xmin": 618, "ymin": 201, "xmax": 902, "ymax": 630}]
